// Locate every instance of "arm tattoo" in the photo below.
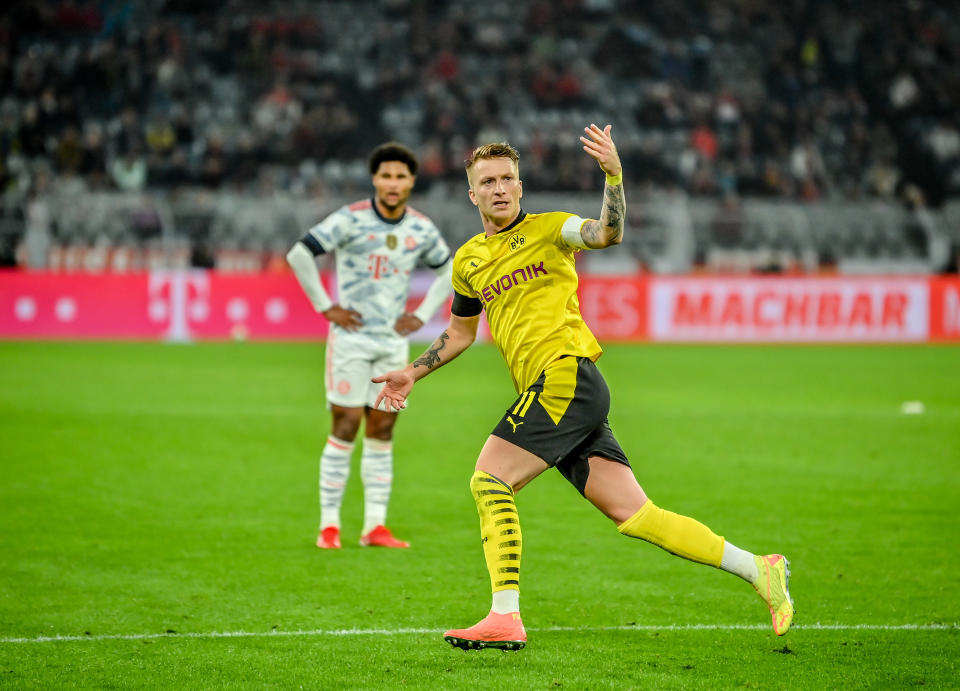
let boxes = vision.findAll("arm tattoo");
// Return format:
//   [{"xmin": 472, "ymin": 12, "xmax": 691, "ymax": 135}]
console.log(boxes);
[
  {"xmin": 601, "ymin": 182, "xmax": 625, "ymax": 244},
  {"xmin": 580, "ymin": 219, "xmax": 602, "ymax": 247},
  {"xmin": 412, "ymin": 330, "xmax": 450, "ymax": 370},
  {"xmin": 581, "ymin": 182, "xmax": 626, "ymax": 248}
]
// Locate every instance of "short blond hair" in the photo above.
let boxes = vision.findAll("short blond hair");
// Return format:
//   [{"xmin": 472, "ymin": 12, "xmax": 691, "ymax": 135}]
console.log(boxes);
[{"xmin": 464, "ymin": 142, "xmax": 520, "ymax": 174}]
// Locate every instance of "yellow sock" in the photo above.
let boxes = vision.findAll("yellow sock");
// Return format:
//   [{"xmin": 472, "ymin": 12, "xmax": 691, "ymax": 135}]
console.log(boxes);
[
  {"xmin": 617, "ymin": 500, "xmax": 724, "ymax": 567},
  {"xmin": 470, "ymin": 470, "xmax": 521, "ymax": 593}
]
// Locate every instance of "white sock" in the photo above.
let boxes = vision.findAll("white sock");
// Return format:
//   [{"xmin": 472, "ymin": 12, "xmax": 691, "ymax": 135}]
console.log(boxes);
[
  {"xmin": 319, "ymin": 436, "xmax": 354, "ymax": 530},
  {"xmin": 491, "ymin": 589, "xmax": 520, "ymax": 614},
  {"xmin": 720, "ymin": 541, "xmax": 759, "ymax": 583},
  {"xmin": 361, "ymin": 437, "xmax": 393, "ymax": 535}
]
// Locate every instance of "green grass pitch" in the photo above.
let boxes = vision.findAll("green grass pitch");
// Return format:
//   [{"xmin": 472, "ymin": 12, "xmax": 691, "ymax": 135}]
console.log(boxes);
[{"xmin": 1, "ymin": 341, "xmax": 958, "ymax": 688}]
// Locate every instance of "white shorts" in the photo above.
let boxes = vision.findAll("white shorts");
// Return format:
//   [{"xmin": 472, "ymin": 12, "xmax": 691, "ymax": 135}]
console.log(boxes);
[{"xmin": 325, "ymin": 329, "xmax": 409, "ymax": 410}]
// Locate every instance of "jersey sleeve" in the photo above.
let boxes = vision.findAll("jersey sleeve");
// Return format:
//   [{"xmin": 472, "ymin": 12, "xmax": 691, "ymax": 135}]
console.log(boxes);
[
  {"xmin": 450, "ymin": 252, "xmax": 482, "ymax": 316},
  {"xmin": 555, "ymin": 212, "xmax": 592, "ymax": 251},
  {"xmin": 451, "ymin": 248, "xmax": 477, "ymax": 297},
  {"xmin": 301, "ymin": 206, "xmax": 353, "ymax": 255},
  {"xmin": 419, "ymin": 221, "xmax": 452, "ymax": 268}
]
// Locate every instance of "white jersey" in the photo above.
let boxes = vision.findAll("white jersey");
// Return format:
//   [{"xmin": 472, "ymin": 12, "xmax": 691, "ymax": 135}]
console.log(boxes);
[{"xmin": 301, "ymin": 199, "xmax": 451, "ymax": 340}]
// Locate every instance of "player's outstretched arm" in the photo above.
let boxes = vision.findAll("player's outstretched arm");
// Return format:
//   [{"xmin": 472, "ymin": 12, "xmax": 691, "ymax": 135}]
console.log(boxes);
[
  {"xmin": 373, "ymin": 313, "xmax": 479, "ymax": 411},
  {"xmin": 578, "ymin": 124, "xmax": 625, "ymax": 249}
]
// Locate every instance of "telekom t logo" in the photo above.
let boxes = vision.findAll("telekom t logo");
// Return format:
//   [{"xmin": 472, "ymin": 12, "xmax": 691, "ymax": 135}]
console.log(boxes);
[
  {"xmin": 368, "ymin": 254, "xmax": 391, "ymax": 279},
  {"xmin": 148, "ymin": 270, "xmax": 210, "ymax": 342}
]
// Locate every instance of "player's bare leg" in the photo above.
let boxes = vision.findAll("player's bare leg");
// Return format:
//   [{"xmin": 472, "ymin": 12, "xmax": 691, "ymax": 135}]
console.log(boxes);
[
  {"xmin": 443, "ymin": 436, "xmax": 547, "ymax": 650},
  {"xmin": 358, "ymin": 408, "xmax": 408, "ymax": 548},
  {"xmin": 474, "ymin": 434, "xmax": 550, "ymax": 492},
  {"xmin": 585, "ymin": 457, "xmax": 793, "ymax": 634}
]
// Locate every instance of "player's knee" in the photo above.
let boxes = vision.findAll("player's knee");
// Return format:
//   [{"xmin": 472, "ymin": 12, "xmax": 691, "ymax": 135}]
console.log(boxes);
[
  {"xmin": 617, "ymin": 499, "xmax": 663, "ymax": 539},
  {"xmin": 364, "ymin": 412, "xmax": 396, "ymax": 441},
  {"xmin": 365, "ymin": 427, "xmax": 393, "ymax": 442},
  {"xmin": 331, "ymin": 422, "xmax": 360, "ymax": 441},
  {"xmin": 331, "ymin": 409, "xmax": 363, "ymax": 441}
]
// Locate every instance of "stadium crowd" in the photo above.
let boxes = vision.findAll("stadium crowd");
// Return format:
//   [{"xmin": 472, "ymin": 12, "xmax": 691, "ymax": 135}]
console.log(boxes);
[{"xmin": 1, "ymin": 0, "xmax": 958, "ymax": 208}]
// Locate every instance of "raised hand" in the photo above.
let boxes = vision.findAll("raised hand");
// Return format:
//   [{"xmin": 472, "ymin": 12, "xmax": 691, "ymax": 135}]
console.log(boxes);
[{"xmin": 579, "ymin": 124, "xmax": 621, "ymax": 177}]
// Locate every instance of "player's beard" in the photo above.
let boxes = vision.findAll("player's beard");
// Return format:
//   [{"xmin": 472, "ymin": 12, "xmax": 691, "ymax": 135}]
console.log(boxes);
[{"xmin": 378, "ymin": 192, "xmax": 408, "ymax": 214}]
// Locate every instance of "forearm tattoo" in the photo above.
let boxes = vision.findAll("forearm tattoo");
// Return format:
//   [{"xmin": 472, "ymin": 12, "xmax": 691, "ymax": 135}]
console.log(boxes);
[
  {"xmin": 581, "ymin": 181, "xmax": 626, "ymax": 248},
  {"xmin": 601, "ymin": 181, "xmax": 625, "ymax": 243},
  {"xmin": 413, "ymin": 330, "xmax": 450, "ymax": 370}
]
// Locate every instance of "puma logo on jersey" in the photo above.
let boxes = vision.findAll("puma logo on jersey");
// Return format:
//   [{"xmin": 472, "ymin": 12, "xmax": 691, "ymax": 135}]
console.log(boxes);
[{"xmin": 506, "ymin": 416, "xmax": 523, "ymax": 433}]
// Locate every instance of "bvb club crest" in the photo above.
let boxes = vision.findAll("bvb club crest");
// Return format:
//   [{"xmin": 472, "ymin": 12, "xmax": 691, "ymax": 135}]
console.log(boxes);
[
  {"xmin": 509, "ymin": 234, "xmax": 526, "ymax": 251},
  {"xmin": 386, "ymin": 234, "xmax": 398, "ymax": 250}
]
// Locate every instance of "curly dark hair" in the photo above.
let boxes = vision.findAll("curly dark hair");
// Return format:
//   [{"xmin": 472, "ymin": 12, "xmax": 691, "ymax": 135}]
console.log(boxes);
[{"xmin": 368, "ymin": 142, "xmax": 419, "ymax": 176}]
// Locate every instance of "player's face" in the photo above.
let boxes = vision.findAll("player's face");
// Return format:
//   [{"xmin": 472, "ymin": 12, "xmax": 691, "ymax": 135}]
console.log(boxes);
[
  {"xmin": 467, "ymin": 157, "xmax": 523, "ymax": 228},
  {"xmin": 372, "ymin": 161, "xmax": 415, "ymax": 215}
]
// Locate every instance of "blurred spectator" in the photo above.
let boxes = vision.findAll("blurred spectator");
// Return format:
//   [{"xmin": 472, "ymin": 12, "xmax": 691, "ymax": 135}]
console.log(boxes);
[
  {"xmin": 55, "ymin": 125, "xmax": 84, "ymax": 174},
  {"xmin": 110, "ymin": 144, "xmax": 146, "ymax": 191},
  {"xmin": 197, "ymin": 133, "xmax": 227, "ymax": 189},
  {"xmin": 23, "ymin": 169, "xmax": 53, "ymax": 269},
  {"xmin": 79, "ymin": 122, "xmax": 108, "ymax": 188},
  {"xmin": 0, "ymin": 0, "xmax": 956, "ymax": 207}
]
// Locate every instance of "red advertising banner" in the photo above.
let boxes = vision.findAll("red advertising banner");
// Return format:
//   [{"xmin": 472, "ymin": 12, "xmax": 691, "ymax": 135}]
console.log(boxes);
[
  {"xmin": 648, "ymin": 276, "xmax": 930, "ymax": 342},
  {"xmin": 929, "ymin": 277, "xmax": 960, "ymax": 341},
  {"xmin": 1, "ymin": 271, "xmax": 958, "ymax": 342},
  {"xmin": 577, "ymin": 275, "xmax": 648, "ymax": 341}
]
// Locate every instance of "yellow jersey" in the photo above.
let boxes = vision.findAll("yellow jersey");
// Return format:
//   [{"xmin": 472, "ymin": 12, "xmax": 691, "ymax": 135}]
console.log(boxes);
[{"xmin": 452, "ymin": 210, "xmax": 602, "ymax": 393}]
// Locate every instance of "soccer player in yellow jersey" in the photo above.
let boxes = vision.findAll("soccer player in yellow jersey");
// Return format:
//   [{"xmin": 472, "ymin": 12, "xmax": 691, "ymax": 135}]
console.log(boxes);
[{"xmin": 373, "ymin": 124, "xmax": 794, "ymax": 650}]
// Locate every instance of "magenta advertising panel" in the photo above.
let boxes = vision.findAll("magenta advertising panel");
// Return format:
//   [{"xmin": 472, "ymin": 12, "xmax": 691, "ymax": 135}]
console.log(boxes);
[
  {"xmin": 0, "ymin": 272, "xmax": 159, "ymax": 339},
  {"xmin": 2, "ymin": 271, "xmax": 958, "ymax": 342},
  {"xmin": 0, "ymin": 270, "xmax": 330, "ymax": 341}
]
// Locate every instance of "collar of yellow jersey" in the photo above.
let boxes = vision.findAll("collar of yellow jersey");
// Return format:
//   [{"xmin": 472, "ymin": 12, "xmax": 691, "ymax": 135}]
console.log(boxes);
[{"xmin": 494, "ymin": 210, "xmax": 527, "ymax": 235}]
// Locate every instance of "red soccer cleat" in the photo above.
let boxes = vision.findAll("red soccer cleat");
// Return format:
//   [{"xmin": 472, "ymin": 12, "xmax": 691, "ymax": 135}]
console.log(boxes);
[
  {"xmin": 359, "ymin": 525, "xmax": 410, "ymax": 548},
  {"xmin": 316, "ymin": 526, "xmax": 341, "ymax": 549},
  {"xmin": 443, "ymin": 610, "xmax": 526, "ymax": 651}
]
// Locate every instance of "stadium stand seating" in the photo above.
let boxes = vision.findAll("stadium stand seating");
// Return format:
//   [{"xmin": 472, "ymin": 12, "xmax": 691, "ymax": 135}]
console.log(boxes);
[{"xmin": 1, "ymin": 0, "xmax": 958, "ymax": 272}]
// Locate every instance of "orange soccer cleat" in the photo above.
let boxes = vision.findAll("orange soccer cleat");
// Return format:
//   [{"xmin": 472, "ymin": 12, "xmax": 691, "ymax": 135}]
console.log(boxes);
[
  {"xmin": 359, "ymin": 525, "xmax": 410, "ymax": 548},
  {"xmin": 316, "ymin": 526, "xmax": 341, "ymax": 549},
  {"xmin": 443, "ymin": 610, "xmax": 527, "ymax": 651}
]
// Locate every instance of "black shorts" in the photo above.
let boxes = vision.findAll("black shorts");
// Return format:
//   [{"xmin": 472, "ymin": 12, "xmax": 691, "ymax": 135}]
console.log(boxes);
[{"xmin": 491, "ymin": 356, "xmax": 630, "ymax": 495}]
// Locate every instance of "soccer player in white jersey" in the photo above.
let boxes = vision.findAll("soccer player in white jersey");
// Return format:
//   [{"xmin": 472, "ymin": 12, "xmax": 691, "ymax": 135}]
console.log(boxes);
[{"xmin": 286, "ymin": 142, "xmax": 453, "ymax": 549}]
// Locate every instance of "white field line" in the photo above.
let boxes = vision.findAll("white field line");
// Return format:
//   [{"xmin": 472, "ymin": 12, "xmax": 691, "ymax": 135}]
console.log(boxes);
[{"xmin": 1, "ymin": 623, "xmax": 956, "ymax": 644}]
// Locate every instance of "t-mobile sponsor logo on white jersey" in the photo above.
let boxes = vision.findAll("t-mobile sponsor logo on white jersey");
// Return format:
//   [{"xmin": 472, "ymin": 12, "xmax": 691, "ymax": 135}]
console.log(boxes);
[{"xmin": 305, "ymin": 200, "xmax": 450, "ymax": 339}]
